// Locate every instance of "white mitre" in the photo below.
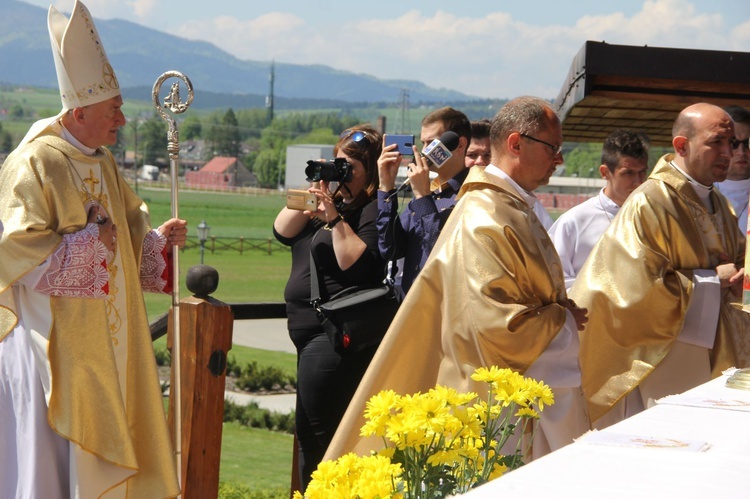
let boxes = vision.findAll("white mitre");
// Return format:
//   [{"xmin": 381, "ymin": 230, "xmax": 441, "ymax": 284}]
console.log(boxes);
[{"xmin": 20, "ymin": 0, "xmax": 120, "ymax": 145}]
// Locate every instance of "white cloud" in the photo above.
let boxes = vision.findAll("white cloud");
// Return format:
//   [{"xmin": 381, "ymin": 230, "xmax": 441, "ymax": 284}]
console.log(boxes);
[
  {"xmin": 177, "ymin": 13, "xmax": 309, "ymax": 61},
  {"xmin": 125, "ymin": 0, "xmax": 158, "ymax": 19},
  {"xmin": 48, "ymin": 0, "xmax": 153, "ymax": 22},
  {"xmin": 171, "ymin": 0, "xmax": 749, "ymax": 100},
  {"xmin": 49, "ymin": 0, "xmax": 122, "ymax": 18}
]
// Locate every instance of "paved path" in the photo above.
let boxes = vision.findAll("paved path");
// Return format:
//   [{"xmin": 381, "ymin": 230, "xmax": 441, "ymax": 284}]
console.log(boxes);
[
  {"xmin": 231, "ymin": 318, "xmax": 295, "ymax": 354},
  {"xmin": 227, "ymin": 318, "xmax": 296, "ymax": 414}
]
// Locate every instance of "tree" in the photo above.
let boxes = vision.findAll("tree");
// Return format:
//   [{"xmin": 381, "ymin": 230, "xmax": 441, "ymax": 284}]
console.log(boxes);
[
  {"xmin": 1, "ymin": 131, "xmax": 12, "ymax": 152},
  {"xmin": 561, "ymin": 142, "xmax": 602, "ymax": 177},
  {"xmin": 235, "ymin": 109, "xmax": 268, "ymax": 140},
  {"xmin": 8, "ymin": 104, "xmax": 24, "ymax": 119},
  {"xmin": 141, "ymin": 115, "xmax": 168, "ymax": 165},
  {"xmin": 0, "ymin": 122, "xmax": 12, "ymax": 152},
  {"xmin": 293, "ymin": 127, "xmax": 338, "ymax": 146},
  {"xmin": 181, "ymin": 115, "xmax": 202, "ymax": 141},
  {"xmin": 254, "ymin": 149, "xmax": 280, "ymax": 189},
  {"xmin": 208, "ymin": 108, "xmax": 243, "ymax": 158}
]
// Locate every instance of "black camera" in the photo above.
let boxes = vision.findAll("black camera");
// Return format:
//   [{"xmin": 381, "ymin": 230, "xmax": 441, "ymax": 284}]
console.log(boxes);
[{"xmin": 305, "ymin": 158, "xmax": 353, "ymax": 183}]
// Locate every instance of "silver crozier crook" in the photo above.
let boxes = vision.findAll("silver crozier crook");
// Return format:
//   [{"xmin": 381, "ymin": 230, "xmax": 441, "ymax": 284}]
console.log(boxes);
[{"xmin": 152, "ymin": 70, "xmax": 194, "ymax": 494}]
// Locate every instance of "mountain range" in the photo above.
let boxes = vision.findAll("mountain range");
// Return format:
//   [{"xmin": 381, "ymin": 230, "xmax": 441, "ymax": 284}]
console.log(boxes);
[{"xmin": 0, "ymin": 0, "xmax": 474, "ymax": 106}]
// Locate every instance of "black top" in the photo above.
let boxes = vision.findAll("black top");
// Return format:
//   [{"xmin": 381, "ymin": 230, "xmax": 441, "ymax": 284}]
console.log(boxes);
[{"xmin": 274, "ymin": 200, "xmax": 384, "ymax": 330}]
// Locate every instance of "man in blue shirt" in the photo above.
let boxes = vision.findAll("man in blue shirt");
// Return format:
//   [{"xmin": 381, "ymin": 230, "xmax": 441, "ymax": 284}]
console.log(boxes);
[{"xmin": 377, "ymin": 107, "xmax": 470, "ymax": 295}]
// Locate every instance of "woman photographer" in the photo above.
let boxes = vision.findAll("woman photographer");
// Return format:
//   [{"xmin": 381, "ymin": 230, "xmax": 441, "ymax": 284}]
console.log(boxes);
[{"xmin": 273, "ymin": 125, "xmax": 385, "ymax": 491}]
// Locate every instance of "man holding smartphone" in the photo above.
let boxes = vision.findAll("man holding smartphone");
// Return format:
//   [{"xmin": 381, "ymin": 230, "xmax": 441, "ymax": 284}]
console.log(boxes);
[{"xmin": 376, "ymin": 107, "xmax": 470, "ymax": 296}]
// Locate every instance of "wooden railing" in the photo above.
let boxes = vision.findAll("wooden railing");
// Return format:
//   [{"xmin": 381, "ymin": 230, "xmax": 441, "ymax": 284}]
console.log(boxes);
[
  {"xmin": 149, "ymin": 301, "xmax": 286, "ymax": 341},
  {"xmin": 150, "ymin": 265, "xmax": 298, "ymax": 498},
  {"xmin": 179, "ymin": 235, "xmax": 291, "ymax": 256}
]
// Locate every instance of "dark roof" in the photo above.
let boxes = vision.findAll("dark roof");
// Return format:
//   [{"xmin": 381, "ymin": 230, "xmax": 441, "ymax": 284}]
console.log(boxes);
[{"xmin": 554, "ymin": 41, "xmax": 750, "ymax": 146}]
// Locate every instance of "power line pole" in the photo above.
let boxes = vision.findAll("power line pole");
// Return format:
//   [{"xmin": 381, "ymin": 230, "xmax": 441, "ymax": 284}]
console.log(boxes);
[
  {"xmin": 266, "ymin": 60, "xmax": 275, "ymax": 125},
  {"xmin": 397, "ymin": 89, "xmax": 410, "ymax": 133}
]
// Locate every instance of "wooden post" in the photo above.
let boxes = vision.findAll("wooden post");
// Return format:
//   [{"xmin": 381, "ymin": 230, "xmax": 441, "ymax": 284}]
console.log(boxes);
[
  {"xmin": 168, "ymin": 265, "xmax": 232, "ymax": 498},
  {"xmin": 290, "ymin": 434, "xmax": 301, "ymax": 498}
]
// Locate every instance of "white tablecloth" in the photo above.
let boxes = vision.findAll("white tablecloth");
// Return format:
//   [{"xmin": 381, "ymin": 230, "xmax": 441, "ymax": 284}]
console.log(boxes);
[{"xmin": 461, "ymin": 373, "xmax": 750, "ymax": 498}]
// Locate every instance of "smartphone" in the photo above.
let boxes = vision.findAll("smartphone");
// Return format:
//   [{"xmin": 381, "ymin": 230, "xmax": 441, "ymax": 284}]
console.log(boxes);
[
  {"xmin": 384, "ymin": 134, "xmax": 416, "ymax": 155},
  {"xmin": 286, "ymin": 189, "xmax": 317, "ymax": 211}
]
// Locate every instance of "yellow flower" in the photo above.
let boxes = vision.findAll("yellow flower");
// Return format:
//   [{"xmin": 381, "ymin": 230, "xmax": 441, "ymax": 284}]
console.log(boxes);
[
  {"xmin": 426, "ymin": 448, "xmax": 462, "ymax": 467},
  {"xmin": 429, "ymin": 384, "xmax": 477, "ymax": 407},
  {"xmin": 408, "ymin": 392, "xmax": 451, "ymax": 434},
  {"xmin": 352, "ymin": 454, "xmax": 402, "ymax": 499},
  {"xmin": 303, "ymin": 366, "xmax": 553, "ymax": 498},
  {"xmin": 516, "ymin": 407, "xmax": 539, "ymax": 419},
  {"xmin": 488, "ymin": 462, "xmax": 509, "ymax": 480},
  {"xmin": 535, "ymin": 384, "xmax": 555, "ymax": 410},
  {"xmin": 362, "ymin": 389, "xmax": 400, "ymax": 437},
  {"xmin": 385, "ymin": 410, "xmax": 430, "ymax": 450}
]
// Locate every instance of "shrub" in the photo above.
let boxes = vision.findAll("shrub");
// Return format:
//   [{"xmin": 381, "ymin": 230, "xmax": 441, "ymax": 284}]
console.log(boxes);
[
  {"xmin": 154, "ymin": 346, "xmax": 171, "ymax": 366},
  {"xmin": 224, "ymin": 400, "xmax": 295, "ymax": 434},
  {"xmin": 234, "ymin": 361, "xmax": 296, "ymax": 392},
  {"xmin": 218, "ymin": 482, "xmax": 288, "ymax": 499},
  {"xmin": 155, "ymin": 349, "xmax": 296, "ymax": 392}
]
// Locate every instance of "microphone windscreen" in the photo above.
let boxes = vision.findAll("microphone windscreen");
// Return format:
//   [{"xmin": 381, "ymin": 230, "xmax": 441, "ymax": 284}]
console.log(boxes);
[{"xmin": 440, "ymin": 131, "xmax": 460, "ymax": 151}]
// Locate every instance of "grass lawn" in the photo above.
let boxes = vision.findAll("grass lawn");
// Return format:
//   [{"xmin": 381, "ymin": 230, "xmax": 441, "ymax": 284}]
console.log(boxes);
[
  {"xmin": 139, "ymin": 187, "xmax": 287, "ymax": 239},
  {"xmin": 139, "ymin": 187, "xmax": 292, "ymax": 319},
  {"xmin": 220, "ymin": 423, "xmax": 294, "ymax": 493},
  {"xmin": 142, "ymin": 249, "xmax": 291, "ymax": 319}
]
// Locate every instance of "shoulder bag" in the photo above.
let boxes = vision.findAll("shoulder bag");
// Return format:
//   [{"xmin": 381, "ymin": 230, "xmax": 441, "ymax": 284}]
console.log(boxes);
[{"xmin": 310, "ymin": 234, "xmax": 400, "ymax": 356}]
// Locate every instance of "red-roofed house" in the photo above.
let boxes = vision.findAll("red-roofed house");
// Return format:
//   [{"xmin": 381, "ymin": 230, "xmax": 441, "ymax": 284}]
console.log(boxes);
[{"xmin": 185, "ymin": 156, "xmax": 257, "ymax": 189}]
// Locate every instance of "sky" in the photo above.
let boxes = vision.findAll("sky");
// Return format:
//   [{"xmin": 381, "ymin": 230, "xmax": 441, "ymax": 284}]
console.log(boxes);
[{"xmin": 26, "ymin": 0, "xmax": 750, "ymax": 100}]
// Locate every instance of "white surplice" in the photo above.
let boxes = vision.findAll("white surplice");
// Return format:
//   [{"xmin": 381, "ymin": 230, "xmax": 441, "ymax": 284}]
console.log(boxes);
[
  {"xmin": 715, "ymin": 177, "xmax": 750, "ymax": 232},
  {"xmin": 548, "ymin": 189, "xmax": 619, "ymax": 291}
]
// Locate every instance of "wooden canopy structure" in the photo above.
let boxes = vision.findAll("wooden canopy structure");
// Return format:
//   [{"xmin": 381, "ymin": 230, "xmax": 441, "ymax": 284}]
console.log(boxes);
[{"xmin": 554, "ymin": 41, "xmax": 750, "ymax": 146}]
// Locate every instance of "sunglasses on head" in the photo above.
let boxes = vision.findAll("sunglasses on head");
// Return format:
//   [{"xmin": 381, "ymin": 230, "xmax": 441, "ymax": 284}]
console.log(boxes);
[
  {"xmin": 731, "ymin": 137, "xmax": 749, "ymax": 150},
  {"xmin": 340, "ymin": 129, "xmax": 371, "ymax": 147}
]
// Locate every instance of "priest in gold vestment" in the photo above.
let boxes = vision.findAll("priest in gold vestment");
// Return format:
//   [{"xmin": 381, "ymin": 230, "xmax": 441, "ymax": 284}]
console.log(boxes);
[
  {"xmin": 325, "ymin": 97, "xmax": 590, "ymax": 462},
  {"xmin": 0, "ymin": 2, "xmax": 184, "ymax": 497},
  {"xmin": 571, "ymin": 103, "xmax": 750, "ymax": 428}
]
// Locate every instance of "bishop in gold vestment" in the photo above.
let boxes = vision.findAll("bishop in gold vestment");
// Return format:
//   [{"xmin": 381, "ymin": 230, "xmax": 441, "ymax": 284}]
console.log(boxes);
[
  {"xmin": 0, "ymin": 125, "xmax": 180, "ymax": 498},
  {"xmin": 0, "ymin": 2, "xmax": 182, "ymax": 496},
  {"xmin": 325, "ymin": 165, "xmax": 589, "ymax": 461},
  {"xmin": 571, "ymin": 154, "xmax": 750, "ymax": 425}
]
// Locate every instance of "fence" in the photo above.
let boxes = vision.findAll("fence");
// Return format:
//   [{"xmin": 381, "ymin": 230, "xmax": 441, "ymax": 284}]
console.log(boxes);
[{"xmin": 182, "ymin": 236, "xmax": 290, "ymax": 255}]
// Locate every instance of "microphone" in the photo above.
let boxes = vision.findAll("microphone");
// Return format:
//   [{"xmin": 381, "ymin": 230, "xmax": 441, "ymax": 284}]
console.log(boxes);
[
  {"xmin": 422, "ymin": 131, "xmax": 460, "ymax": 169},
  {"xmin": 388, "ymin": 131, "xmax": 461, "ymax": 199}
]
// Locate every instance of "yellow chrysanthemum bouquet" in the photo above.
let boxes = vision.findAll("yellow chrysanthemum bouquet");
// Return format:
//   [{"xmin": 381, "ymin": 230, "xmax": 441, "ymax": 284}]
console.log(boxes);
[{"xmin": 295, "ymin": 366, "xmax": 554, "ymax": 499}]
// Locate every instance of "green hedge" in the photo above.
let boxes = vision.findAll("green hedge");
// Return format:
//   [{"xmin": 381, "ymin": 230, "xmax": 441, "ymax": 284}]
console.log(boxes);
[
  {"xmin": 218, "ymin": 483, "xmax": 288, "ymax": 499},
  {"xmin": 224, "ymin": 400, "xmax": 295, "ymax": 434}
]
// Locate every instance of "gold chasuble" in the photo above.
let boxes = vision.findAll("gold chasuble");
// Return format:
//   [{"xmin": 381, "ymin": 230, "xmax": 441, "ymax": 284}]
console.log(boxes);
[
  {"xmin": 0, "ymin": 128, "xmax": 179, "ymax": 497},
  {"xmin": 325, "ymin": 167, "xmax": 570, "ymax": 460},
  {"xmin": 571, "ymin": 154, "xmax": 750, "ymax": 424}
]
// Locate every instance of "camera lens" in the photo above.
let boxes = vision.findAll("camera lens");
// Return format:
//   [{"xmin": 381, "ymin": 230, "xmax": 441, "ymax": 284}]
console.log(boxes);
[{"xmin": 305, "ymin": 159, "xmax": 353, "ymax": 183}]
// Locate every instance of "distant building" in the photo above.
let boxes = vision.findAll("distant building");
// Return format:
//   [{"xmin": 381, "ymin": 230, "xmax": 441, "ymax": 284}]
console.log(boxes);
[
  {"xmin": 285, "ymin": 144, "xmax": 334, "ymax": 190},
  {"xmin": 140, "ymin": 164, "xmax": 160, "ymax": 180},
  {"xmin": 186, "ymin": 156, "xmax": 257, "ymax": 189}
]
